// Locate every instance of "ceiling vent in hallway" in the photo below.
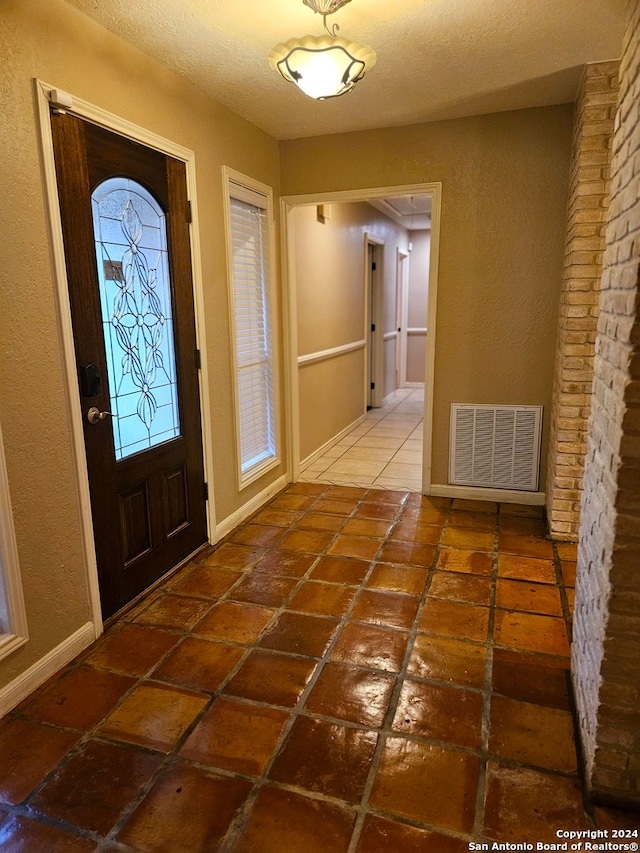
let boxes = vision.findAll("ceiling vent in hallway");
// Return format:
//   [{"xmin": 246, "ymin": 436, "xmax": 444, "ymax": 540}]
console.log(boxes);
[{"xmin": 449, "ymin": 404, "xmax": 543, "ymax": 492}]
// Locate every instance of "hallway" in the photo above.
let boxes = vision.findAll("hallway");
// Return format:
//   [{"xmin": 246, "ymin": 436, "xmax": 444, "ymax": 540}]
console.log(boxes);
[
  {"xmin": 300, "ymin": 387, "xmax": 424, "ymax": 492},
  {"xmin": 0, "ymin": 482, "xmax": 632, "ymax": 851}
]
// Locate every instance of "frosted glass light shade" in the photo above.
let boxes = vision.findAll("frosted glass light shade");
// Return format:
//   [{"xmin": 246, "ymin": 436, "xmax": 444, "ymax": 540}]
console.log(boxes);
[{"xmin": 268, "ymin": 35, "xmax": 376, "ymax": 99}]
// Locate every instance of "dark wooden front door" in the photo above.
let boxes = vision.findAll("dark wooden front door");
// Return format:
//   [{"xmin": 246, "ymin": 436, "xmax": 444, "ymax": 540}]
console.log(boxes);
[{"xmin": 51, "ymin": 113, "xmax": 207, "ymax": 618}]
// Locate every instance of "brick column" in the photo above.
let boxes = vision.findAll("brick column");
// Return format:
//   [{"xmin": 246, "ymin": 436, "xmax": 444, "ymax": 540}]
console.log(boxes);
[
  {"xmin": 546, "ymin": 62, "xmax": 619, "ymax": 540},
  {"xmin": 573, "ymin": 0, "xmax": 640, "ymax": 808}
]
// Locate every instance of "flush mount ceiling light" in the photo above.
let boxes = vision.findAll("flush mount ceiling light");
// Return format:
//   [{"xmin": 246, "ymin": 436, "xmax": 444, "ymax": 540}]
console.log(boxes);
[{"xmin": 268, "ymin": 0, "xmax": 376, "ymax": 100}]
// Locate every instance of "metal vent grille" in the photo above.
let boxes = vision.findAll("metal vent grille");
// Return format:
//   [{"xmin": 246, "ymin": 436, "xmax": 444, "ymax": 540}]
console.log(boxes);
[{"xmin": 449, "ymin": 404, "xmax": 543, "ymax": 492}]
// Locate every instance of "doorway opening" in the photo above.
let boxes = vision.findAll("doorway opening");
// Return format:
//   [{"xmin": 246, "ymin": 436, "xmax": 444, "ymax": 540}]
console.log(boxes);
[{"xmin": 282, "ymin": 185, "xmax": 440, "ymax": 494}]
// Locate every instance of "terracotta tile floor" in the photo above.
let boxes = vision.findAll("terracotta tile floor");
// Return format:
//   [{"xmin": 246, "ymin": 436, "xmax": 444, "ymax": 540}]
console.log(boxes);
[{"xmin": 0, "ymin": 483, "xmax": 637, "ymax": 852}]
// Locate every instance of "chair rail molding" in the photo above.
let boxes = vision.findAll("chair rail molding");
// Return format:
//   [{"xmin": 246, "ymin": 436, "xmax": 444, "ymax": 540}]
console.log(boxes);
[{"xmin": 297, "ymin": 339, "xmax": 366, "ymax": 366}]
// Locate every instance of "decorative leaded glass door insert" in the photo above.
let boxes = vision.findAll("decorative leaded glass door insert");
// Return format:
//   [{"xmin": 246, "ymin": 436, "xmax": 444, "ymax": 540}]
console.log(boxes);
[{"xmin": 91, "ymin": 178, "xmax": 180, "ymax": 460}]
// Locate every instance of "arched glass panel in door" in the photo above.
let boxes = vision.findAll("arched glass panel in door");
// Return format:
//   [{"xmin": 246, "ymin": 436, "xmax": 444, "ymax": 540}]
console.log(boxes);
[{"xmin": 91, "ymin": 177, "xmax": 181, "ymax": 460}]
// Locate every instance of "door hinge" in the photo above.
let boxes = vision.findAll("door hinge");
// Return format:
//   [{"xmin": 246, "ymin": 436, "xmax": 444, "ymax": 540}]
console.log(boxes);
[
  {"xmin": 371, "ymin": 382, "xmax": 375, "ymax": 390},
  {"xmin": 371, "ymin": 323, "xmax": 375, "ymax": 332},
  {"xmin": 203, "ymin": 482, "xmax": 209, "ymax": 501},
  {"xmin": 48, "ymin": 88, "xmax": 74, "ymax": 114},
  {"xmin": 195, "ymin": 348, "xmax": 201, "ymax": 370},
  {"xmin": 371, "ymin": 261, "xmax": 377, "ymax": 271},
  {"xmin": 187, "ymin": 200, "xmax": 193, "ymax": 224}
]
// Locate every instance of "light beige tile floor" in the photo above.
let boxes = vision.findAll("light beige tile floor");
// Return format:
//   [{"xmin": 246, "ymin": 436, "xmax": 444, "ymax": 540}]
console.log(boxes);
[{"xmin": 299, "ymin": 387, "xmax": 424, "ymax": 491}]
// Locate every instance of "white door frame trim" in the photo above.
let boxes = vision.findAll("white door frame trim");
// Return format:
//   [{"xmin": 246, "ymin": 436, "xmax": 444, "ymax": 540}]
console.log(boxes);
[
  {"xmin": 280, "ymin": 182, "xmax": 442, "ymax": 493},
  {"xmin": 34, "ymin": 79, "xmax": 216, "ymax": 634}
]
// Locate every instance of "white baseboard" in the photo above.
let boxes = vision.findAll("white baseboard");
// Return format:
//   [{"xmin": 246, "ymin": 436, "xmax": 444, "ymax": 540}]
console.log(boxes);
[
  {"xmin": 429, "ymin": 483, "xmax": 546, "ymax": 506},
  {"xmin": 382, "ymin": 391, "xmax": 397, "ymax": 406},
  {"xmin": 214, "ymin": 474, "xmax": 290, "ymax": 541},
  {"xmin": 0, "ymin": 621, "xmax": 97, "ymax": 717},
  {"xmin": 405, "ymin": 382, "xmax": 425, "ymax": 388},
  {"xmin": 300, "ymin": 415, "xmax": 367, "ymax": 470}
]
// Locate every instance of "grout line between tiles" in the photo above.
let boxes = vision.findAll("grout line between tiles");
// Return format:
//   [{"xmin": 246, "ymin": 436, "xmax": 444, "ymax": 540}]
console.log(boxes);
[
  {"xmin": 345, "ymin": 499, "xmax": 451, "ymax": 852},
  {"xmin": 97, "ymin": 498, "xmax": 341, "ymax": 847},
  {"xmin": 472, "ymin": 502, "xmax": 501, "ymax": 840},
  {"xmin": 2, "ymin": 472, "xmax": 592, "ymax": 850},
  {"xmin": 219, "ymin": 489, "xmax": 416, "ymax": 852}
]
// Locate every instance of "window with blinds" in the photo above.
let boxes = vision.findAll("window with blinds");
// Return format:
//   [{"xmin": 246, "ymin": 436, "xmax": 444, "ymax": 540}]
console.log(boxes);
[{"xmin": 227, "ymin": 177, "xmax": 278, "ymax": 487}]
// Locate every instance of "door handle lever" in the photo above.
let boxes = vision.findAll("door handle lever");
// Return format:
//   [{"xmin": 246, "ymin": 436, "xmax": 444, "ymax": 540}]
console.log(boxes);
[{"xmin": 87, "ymin": 407, "xmax": 113, "ymax": 425}]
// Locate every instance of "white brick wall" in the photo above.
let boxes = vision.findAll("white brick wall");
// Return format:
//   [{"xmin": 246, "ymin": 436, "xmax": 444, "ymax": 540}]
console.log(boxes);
[{"xmin": 573, "ymin": 0, "xmax": 640, "ymax": 807}]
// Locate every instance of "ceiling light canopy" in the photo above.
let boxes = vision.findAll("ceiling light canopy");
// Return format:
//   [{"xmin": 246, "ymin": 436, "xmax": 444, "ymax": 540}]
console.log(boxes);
[{"xmin": 268, "ymin": 0, "xmax": 376, "ymax": 100}]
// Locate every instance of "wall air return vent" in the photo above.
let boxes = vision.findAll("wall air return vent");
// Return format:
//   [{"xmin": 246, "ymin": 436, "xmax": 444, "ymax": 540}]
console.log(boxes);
[{"xmin": 449, "ymin": 404, "xmax": 543, "ymax": 492}]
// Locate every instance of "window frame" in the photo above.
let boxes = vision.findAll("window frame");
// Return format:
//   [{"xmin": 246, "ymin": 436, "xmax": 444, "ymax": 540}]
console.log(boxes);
[
  {"xmin": 0, "ymin": 422, "xmax": 29, "ymax": 661},
  {"xmin": 222, "ymin": 167, "xmax": 281, "ymax": 490}
]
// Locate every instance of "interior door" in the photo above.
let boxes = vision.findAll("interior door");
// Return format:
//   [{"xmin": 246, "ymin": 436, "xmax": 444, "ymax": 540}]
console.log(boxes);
[
  {"xmin": 396, "ymin": 250, "xmax": 408, "ymax": 389},
  {"xmin": 366, "ymin": 241, "xmax": 383, "ymax": 409},
  {"xmin": 366, "ymin": 243, "xmax": 375, "ymax": 409},
  {"xmin": 51, "ymin": 113, "xmax": 207, "ymax": 618}
]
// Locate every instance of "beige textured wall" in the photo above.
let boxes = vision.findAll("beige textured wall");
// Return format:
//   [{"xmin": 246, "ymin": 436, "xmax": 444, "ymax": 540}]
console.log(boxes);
[
  {"xmin": 298, "ymin": 353, "xmax": 365, "ymax": 462},
  {"xmin": 293, "ymin": 202, "xmax": 409, "ymax": 460},
  {"xmin": 281, "ymin": 106, "xmax": 573, "ymax": 489},
  {"xmin": 407, "ymin": 230, "xmax": 430, "ymax": 384},
  {"xmin": 0, "ymin": 0, "xmax": 281, "ymax": 689},
  {"xmin": 407, "ymin": 336, "xmax": 427, "ymax": 386}
]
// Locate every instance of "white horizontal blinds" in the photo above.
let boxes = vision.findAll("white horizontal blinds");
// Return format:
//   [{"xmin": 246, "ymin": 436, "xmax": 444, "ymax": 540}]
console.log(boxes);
[{"xmin": 229, "ymin": 182, "xmax": 276, "ymax": 478}]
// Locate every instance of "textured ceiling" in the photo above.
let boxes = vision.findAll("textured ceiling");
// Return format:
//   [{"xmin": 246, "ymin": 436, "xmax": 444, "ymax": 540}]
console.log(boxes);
[{"xmin": 63, "ymin": 0, "xmax": 625, "ymax": 140}]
